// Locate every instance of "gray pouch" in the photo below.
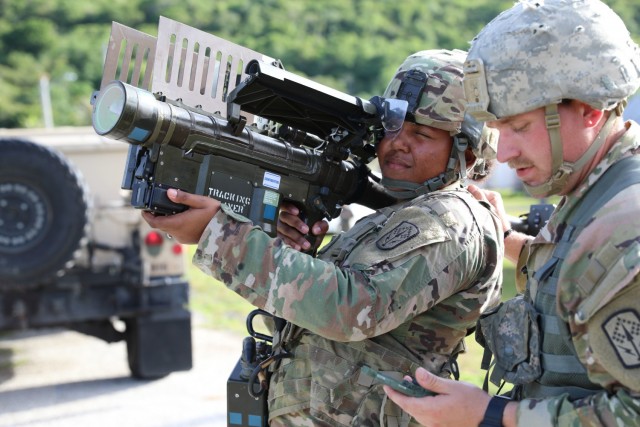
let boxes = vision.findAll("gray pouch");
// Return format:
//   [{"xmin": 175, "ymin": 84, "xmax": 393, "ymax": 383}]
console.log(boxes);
[{"xmin": 476, "ymin": 295, "xmax": 542, "ymax": 386}]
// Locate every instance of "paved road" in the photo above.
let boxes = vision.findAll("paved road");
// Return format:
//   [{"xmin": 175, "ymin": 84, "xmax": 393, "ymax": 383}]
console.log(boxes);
[{"xmin": 0, "ymin": 326, "xmax": 245, "ymax": 427}]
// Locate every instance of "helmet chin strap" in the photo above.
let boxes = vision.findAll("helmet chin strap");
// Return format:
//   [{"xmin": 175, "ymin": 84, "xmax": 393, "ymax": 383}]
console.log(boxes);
[
  {"xmin": 381, "ymin": 135, "xmax": 468, "ymax": 200},
  {"xmin": 524, "ymin": 103, "xmax": 621, "ymax": 198}
]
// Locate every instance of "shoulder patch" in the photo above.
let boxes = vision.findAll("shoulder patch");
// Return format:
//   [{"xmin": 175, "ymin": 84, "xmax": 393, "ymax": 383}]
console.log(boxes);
[
  {"xmin": 342, "ymin": 206, "xmax": 450, "ymax": 268},
  {"xmin": 602, "ymin": 308, "xmax": 640, "ymax": 368},
  {"xmin": 376, "ymin": 221, "xmax": 419, "ymax": 250}
]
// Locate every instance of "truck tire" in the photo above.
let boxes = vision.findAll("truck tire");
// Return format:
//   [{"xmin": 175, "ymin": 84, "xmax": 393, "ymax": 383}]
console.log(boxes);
[
  {"xmin": 0, "ymin": 138, "xmax": 89, "ymax": 288},
  {"xmin": 125, "ymin": 310, "xmax": 193, "ymax": 379}
]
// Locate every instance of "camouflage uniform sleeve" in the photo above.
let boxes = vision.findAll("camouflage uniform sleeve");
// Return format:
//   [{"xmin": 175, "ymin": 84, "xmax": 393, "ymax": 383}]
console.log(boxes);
[
  {"xmin": 514, "ymin": 279, "xmax": 640, "ymax": 427},
  {"xmin": 517, "ymin": 275, "xmax": 640, "ymax": 427},
  {"xmin": 515, "ymin": 385, "xmax": 640, "ymax": 427},
  {"xmin": 515, "ymin": 272, "xmax": 640, "ymax": 427},
  {"xmin": 516, "ymin": 188, "xmax": 640, "ymax": 427},
  {"xmin": 193, "ymin": 200, "xmax": 498, "ymax": 342}
]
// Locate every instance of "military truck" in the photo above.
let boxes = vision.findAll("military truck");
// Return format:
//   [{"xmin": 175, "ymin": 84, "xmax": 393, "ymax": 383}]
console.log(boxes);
[{"xmin": 0, "ymin": 126, "xmax": 192, "ymax": 379}]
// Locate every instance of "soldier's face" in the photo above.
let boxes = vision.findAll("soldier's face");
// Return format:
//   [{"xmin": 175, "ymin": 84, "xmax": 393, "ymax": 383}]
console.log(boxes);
[
  {"xmin": 487, "ymin": 102, "xmax": 598, "ymax": 192},
  {"xmin": 487, "ymin": 108, "xmax": 553, "ymax": 187},
  {"xmin": 377, "ymin": 122, "xmax": 452, "ymax": 185}
]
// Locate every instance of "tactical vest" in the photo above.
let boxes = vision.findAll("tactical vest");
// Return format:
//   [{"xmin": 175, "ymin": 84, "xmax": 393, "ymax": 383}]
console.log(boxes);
[
  {"xmin": 318, "ymin": 191, "xmax": 464, "ymax": 380},
  {"xmin": 480, "ymin": 155, "xmax": 640, "ymax": 400},
  {"xmin": 268, "ymin": 190, "xmax": 470, "ymax": 426}
]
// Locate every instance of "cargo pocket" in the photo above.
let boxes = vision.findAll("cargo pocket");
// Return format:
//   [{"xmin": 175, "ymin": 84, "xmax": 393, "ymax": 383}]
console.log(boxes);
[
  {"xmin": 305, "ymin": 342, "xmax": 397, "ymax": 427},
  {"xmin": 267, "ymin": 345, "xmax": 312, "ymax": 420},
  {"xmin": 476, "ymin": 294, "xmax": 542, "ymax": 386}
]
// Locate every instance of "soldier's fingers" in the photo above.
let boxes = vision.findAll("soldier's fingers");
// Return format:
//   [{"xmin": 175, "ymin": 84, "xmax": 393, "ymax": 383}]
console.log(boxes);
[
  {"xmin": 311, "ymin": 219, "xmax": 329, "ymax": 237},
  {"xmin": 467, "ymin": 184, "xmax": 487, "ymax": 202},
  {"xmin": 279, "ymin": 202, "xmax": 301, "ymax": 217},
  {"xmin": 278, "ymin": 211, "xmax": 310, "ymax": 235},
  {"xmin": 166, "ymin": 188, "xmax": 215, "ymax": 209},
  {"xmin": 413, "ymin": 367, "xmax": 448, "ymax": 393},
  {"xmin": 467, "ymin": 185, "xmax": 509, "ymax": 220},
  {"xmin": 276, "ymin": 221, "xmax": 311, "ymax": 251},
  {"xmin": 141, "ymin": 210, "xmax": 183, "ymax": 233}
]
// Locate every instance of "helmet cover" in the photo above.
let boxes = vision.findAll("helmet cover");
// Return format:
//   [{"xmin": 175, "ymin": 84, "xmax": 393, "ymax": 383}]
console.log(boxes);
[{"xmin": 464, "ymin": 0, "xmax": 640, "ymax": 120}]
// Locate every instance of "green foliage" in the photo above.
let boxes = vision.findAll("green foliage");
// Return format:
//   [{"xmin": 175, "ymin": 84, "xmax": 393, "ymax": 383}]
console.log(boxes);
[{"xmin": 0, "ymin": 0, "xmax": 638, "ymax": 128}]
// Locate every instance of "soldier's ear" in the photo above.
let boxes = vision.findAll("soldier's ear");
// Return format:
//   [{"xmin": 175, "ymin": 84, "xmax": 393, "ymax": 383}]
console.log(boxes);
[{"xmin": 578, "ymin": 101, "xmax": 605, "ymax": 129}]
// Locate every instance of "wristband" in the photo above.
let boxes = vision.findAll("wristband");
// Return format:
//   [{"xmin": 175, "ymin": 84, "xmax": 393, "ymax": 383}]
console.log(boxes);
[
  {"xmin": 503, "ymin": 228, "xmax": 514, "ymax": 239},
  {"xmin": 479, "ymin": 395, "xmax": 510, "ymax": 427}
]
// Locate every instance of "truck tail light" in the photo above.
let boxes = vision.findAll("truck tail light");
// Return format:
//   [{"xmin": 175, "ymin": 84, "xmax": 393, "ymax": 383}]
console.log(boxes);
[
  {"xmin": 144, "ymin": 230, "xmax": 184, "ymax": 258},
  {"xmin": 144, "ymin": 230, "xmax": 164, "ymax": 247}
]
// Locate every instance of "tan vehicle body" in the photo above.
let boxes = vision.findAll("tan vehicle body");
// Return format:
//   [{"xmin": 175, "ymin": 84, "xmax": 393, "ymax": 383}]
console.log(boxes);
[{"xmin": 0, "ymin": 126, "xmax": 192, "ymax": 378}]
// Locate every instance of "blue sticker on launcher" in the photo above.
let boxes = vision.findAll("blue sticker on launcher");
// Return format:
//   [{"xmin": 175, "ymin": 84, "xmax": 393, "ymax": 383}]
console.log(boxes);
[
  {"xmin": 248, "ymin": 415, "xmax": 262, "ymax": 426},
  {"xmin": 128, "ymin": 127, "xmax": 150, "ymax": 142},
  {"xmin": 263, "ymin": 204, "xmax": 277, "ymax": 221}
]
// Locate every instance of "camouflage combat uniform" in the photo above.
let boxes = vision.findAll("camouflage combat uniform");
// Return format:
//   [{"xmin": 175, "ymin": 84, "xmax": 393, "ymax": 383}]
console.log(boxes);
[
  {"xmin": 194, "ymin": 182, "xmax": 502, "ymax": 426},
  {"xmin": 461, "ymin": 0, "xmax": 640, "ymax": 425},
  {"xmin": 509, "ymin": 123, "xmax": 640, "ymax": 427}
]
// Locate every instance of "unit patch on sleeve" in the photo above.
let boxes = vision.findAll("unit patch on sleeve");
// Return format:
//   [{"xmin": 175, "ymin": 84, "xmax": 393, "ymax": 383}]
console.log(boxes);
[
  {"xmin": 376, "ymin": 221, "xmax": 419, "ymax": 250},
  {"xmin": 602, "ymin": 309, "xmax": 640, "ymax": 368}
]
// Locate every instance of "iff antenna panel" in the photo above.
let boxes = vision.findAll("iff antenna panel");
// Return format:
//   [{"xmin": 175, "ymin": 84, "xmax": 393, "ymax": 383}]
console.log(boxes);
[{"xmin": 99, "ymin": 17, "xmax": 277, "ymax": 120}]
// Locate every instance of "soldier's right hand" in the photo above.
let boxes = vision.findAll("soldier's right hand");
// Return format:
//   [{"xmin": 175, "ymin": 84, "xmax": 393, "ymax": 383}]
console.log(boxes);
[{"xmin": 277, "ymin": 202, "xmax": 328, "ymax": 252}]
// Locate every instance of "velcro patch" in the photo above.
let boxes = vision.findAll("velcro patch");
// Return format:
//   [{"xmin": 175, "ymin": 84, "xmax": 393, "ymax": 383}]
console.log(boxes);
[
  {"xmin": 602, "ymin": 309, "xmax": 640, "ymax": 368},
  {"xmin": 376, "ymin": 221, "xmax": 419, "ymax": 250}
]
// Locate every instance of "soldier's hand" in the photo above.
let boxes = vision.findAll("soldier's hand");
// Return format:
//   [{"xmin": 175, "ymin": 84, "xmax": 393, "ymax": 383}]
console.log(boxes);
[
  {"xmin": 142, "ymin": 188, "xmax": 221, "ymax": 245},
  {"xmin": 467, "ymin": 184, "xmax": 511, "ymax": 232},
  {"xmin": 277, "ymin": 202, "xmax": 329, "ymax": 252},
  {"xmin": 383, "ymin": 367, "xmax": 517, "ymax": 427}
]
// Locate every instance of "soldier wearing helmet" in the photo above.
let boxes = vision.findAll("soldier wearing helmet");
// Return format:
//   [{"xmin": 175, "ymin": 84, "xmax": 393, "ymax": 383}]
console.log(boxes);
[
  {"xmin": 385, "ymin": 2, "xmax": 640, "ymax": 427},
  {"xmin": 378, "ymin": 49, "xmax": 497, "ymax": 198},
  {"xmin": 144, "ymin": 49, "xmax": 504, "ymax": 426}
]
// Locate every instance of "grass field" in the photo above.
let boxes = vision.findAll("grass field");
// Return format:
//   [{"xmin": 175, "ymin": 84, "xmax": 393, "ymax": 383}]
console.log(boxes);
[{"xmin": 186, "ymin": 190, "xmax": 545, "ymax": 390}]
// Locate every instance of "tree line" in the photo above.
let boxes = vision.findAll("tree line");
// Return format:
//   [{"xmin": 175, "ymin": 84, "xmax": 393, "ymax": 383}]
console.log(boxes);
[{"xmin": 0, "ymin": 0, "xmax": 637, "ymax": 128}]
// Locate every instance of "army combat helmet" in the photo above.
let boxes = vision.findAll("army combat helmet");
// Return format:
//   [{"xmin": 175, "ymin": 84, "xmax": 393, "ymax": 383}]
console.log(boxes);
[
  {"xmin": 463, "ymin": 0, "xmax": 640, "ymax": 197},
  {"xmin": 380, "ymin": 49, "xmax": 498, "ymax": 199}
]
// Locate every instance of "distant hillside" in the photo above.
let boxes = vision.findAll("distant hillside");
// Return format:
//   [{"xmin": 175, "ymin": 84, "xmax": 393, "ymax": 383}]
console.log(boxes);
[{"xmin": 0, "ymin": 0, "xmax": 637, "ymax": 128}]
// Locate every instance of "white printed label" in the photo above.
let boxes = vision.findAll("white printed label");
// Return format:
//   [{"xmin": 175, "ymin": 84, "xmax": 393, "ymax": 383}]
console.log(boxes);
[{"xmin": 263, "ymin": 171, "xmax": 281, "ymax": 190}]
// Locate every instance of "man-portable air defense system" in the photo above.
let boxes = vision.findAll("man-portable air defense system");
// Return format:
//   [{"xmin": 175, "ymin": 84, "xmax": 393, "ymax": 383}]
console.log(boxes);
[{"xmin": 91, "ymin": 17, "xmax": 404, "ymax": 426}]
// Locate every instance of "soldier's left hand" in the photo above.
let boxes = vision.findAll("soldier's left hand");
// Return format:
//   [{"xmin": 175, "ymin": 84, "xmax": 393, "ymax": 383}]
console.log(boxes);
[
  {"xmin": 384, "ymin": 367, "xmax": 509, "ymax": 427},
  {"xmin": 277, "ymin": 202, "xmax": 328, "ymax": 251},
  {"xmin": 142, "ymin": 188, "xmax": 221, "ymax": 244},
  {"xmin": 467, "ymin": 184, "xmax": 511, "ymax": 232}
]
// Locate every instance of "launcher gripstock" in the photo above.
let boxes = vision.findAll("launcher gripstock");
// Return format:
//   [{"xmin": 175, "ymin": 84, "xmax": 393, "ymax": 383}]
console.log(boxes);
[{"xmin": 91, "ymin": 60, "xmax": 398, "ymax": 241}]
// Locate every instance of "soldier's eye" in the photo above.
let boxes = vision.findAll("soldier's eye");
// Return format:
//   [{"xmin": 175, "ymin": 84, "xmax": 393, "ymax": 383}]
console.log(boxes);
[{"xmin": 513, "ymin": 123, "xmax": 529, "ymax": 133}]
